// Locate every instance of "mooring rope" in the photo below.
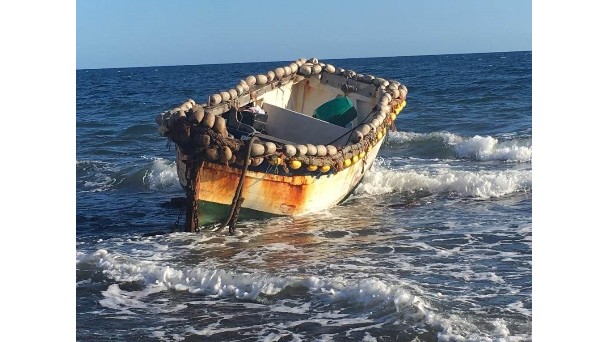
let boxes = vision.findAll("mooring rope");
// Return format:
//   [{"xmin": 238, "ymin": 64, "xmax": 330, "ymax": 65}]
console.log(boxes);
[{"xmin": 215, "ymin": 135, "xmax": 260, "ymax": 235}]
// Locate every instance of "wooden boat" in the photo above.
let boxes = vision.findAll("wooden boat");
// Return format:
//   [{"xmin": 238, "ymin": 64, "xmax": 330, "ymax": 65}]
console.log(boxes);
[{"xmin": 156, "ymin": 58, "xmax": 408, "ymax": 232}]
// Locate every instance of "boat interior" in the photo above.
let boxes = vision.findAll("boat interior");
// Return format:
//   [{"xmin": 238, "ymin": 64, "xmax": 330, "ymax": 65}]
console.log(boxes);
[{"xmin": 225, "ymin": 76, "xmax": 379, "ymax": 147}]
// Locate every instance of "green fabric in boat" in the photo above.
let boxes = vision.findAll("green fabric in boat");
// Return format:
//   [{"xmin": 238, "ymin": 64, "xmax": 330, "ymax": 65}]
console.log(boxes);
[{"xmin": 313, "ymin": 96, "xmax": 358, "ymax": 127}]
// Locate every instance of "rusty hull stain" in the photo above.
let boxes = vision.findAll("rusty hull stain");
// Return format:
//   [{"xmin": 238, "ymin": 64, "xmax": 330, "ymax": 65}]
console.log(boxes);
[{"xmin": 196, "ymin": 162, "xmax": 311, "ymax": 215}]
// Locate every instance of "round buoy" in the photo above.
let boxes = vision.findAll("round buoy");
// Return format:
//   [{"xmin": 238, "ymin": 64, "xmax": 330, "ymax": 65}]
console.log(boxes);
[
  {"xmin": 284, "ymin": 144, "xmax": 297, "ymax": 157},
  {"xmin": 296, "ymin": 144, "xmax": 308, "ymax": 156},
  {"xmin": 307, "ymin": 164, "xmax": 318, "ymax": 172},
  {"xmin": 315, "ymin": 145, "xmax": 327, "ymax": 157},
  {"xmin": 267, "ymin": 70, "xmax": 275, "ymax": 82},
  {"xmin": 289, "ymin": 160, "xmax": 302, "ymax": 169},
  {"xmin": 210, "ymin": 94, "xmax": 222, "ymax": 106},
  {"xmin": 228, "ymin": 89, "xmax": 238, "ymax": 100},
  {"xmin": 306, "ymin": 144, "xmax": 317, "ymax": 156},
  {"xmin": 202, "ymin": 111, "xmax": 215, "ymax": 128},
  {"xmin": 251, "ymin": 143, "xmax": 265, "ymax": 157},
  {"xmin": 326, "ymin": 145, "xmax": 338, "ymax": 156},
  {"xmin": 264, "ymin": 141, "xmax": 277, "ymax": 154},
  {"xmin": 245, "ymin": 76, "xmax": 256, "ymax": 86},
  {"xmin": 256, "ymin": 74, "xmax": 268, "ymax": 85},
  {"xmin": 274, "ymin": 67, "xmax": 285, "ymax": 79}
]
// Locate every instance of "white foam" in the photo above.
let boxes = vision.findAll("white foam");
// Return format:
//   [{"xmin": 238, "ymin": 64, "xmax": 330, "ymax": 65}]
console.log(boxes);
[
  {"xmin": 356, "ymin": 166, "xmax": 531, "ymax": 199},
  {"xmin": 389, "ymin": 131, "xmax": 532, "ymax": 162},
  {"xmin": 77, "ymin": 160, "xmax": 118, "ymax": 192},
  {"xmin": 78, "ymin": 249, "xmax": 526, "ymax": 341},
  {"xmin": 142, "ymin": 158, "xmax": 181, "ymax": 191}
]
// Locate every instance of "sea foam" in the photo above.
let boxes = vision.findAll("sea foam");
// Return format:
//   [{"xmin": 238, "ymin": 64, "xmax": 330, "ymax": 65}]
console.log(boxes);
[
  {"xmin": 356, "ymin": 166, "xmax": 531, "ymax": 198},
  {"xmin": 77, "ymin": 249, "xmax": 525, "ymax": 341},
  {"xmin": 142, "ymin": 158, "xmax": 181, "ymax": 191},
  {"xmin": 388, "ymin": 131, "xmax": 532, "ymax": 162}
]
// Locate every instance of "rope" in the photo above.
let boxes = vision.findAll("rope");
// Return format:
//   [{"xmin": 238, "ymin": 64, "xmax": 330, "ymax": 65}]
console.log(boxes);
[
  {"xmin": 215, "ymin": 135, "xmax": 260, "ymax": 235},
  {"xmin": 325, "ymin": 107, "xmax": 378, "ymax": 146}
]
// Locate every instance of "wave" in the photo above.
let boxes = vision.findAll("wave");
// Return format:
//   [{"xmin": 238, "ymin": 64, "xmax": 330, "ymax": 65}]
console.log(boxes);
[
  {"xmin": 387, "ymin": 131, "xmax": 532, "ymax": 162},
  {"xmin": 356, "ymin": 165, "xmax": 531, "ymax": 199},
  {"xmin": 76, "ymin": 160, "xmax": 119, "ymax": 192},
  {"xmin": 76, "ymin": 158, "xmax": 181, "ymax": 192},
  {"xmin": 77, "ymin": 249, "xmax": 526, "ymax": 341},
  {"xmin": 141, "ymin": 158, "xmax": 181, "ymax": 191}
]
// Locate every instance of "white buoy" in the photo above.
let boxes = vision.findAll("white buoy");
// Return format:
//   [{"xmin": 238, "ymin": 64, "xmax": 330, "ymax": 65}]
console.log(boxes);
[
  {"xmin": 220, "ymin": 146, "xmax": 233, "ymax": 163},
  {"xmin": 381, "ymin": 95, "xmax": 391, "ymax": 105},
  {"xmin": 213, "ymin": 117, "xmax": 228, "ymax": 137},
  {"xmin": 228, "ymin": 89, "xmax": 238, "ymax": 100},
  {"xmin": 312, "ymin": 65, "xmax": 322, "ymax": 74},
  {"xmin": 180, "ymin": 102, "xmax": 192, "ymax": 111},
  {"xmin": 299, "ymin": 65, "xmax": 312, "ymax": 76},
  {"xmin": 391, "ymin": 88, "xmax": 399, "ymax": 99},
  {"xmin": 315, "ymin": 145, "xmax": 327, "ymax": 157},
  {"xmin": 382, "ymin": 92, "xmax": 393, "ymax": 103},
  {"xmin": 361, "ymin": 124, "xmax": 371, "ymax": 136},
  {"xmin": 380, "ymin": 104, "xmax": 391, "ymax": 114},
  {"xmin": 296, "ymin": 144, "xmax": 308, "ymax": 156},
  {"xmin": 284, "ymin": 66, "xmax": 292, "ymax": 76},
  {"xmin": 202, "ymin": 111, "xmax": 215, "ymax": 128},
  {"xmin": 289, "ymin": 63, "xmax": 299, "ymax": 74},
  {"xmin": 251, "ymin": 143, "xmax": 265, "ymax": 157},
  {"xmin": 246, "ymin": 76, "xmax": 257, "ymax": 86},
  {"xmin": 235, "ymin": 84, "xmax": 244, "ymax": 96},
  {"xmin": 264, "ymin": 141, "xmax": 277, "ymax": 154},
  {"xmin": 371, "ymin": 118, "xmax": 380, "ymax": 128},
  {"xmin": 295, "ymin": 59, "xmax": 303, "ymax": 67},
  {"xmin": 239, "ymin": 80, "xmax": 250, "ymax": 92},
  {"xmin": 307, "ymin": 57, "xmax": 319, "ymax": 64},
  {"xmin": 284, "ymin": 144, "xmax": 297, "ymax": 157},
  {"xmin": 220, "ymin": 91, "xmax": 230, "ymax": 102},
  {"xmin": 274, "ymin": 67, "xmax": 285, "ymax": 79},
  {"xmin": 351, "ymin": 131, "xmax": 364, "ymax": 143},
  {"xmin": 326, "ymin": 145, "xmax": 338, "ymax": 156},
  {"xmin": 192, "ymin": 108, "xmax": 204, "ymax": 123},
  {"xmin": 256, "ymin": 74, "xmax": 268, "ymax": 85},
  {"xmin": 266, "ymin": 70, "xmax": 275, "ymax": 82},
  {"xmin": 324, "ymin": 64, "xmax": 336, "ymax": 74},
  {"xmin": 306, "ymin": 144, "xmax": 317, "ymax": 156},
  {"xmin": 210, "ymin": 94, "xmax": 222, "ymax": 106}
]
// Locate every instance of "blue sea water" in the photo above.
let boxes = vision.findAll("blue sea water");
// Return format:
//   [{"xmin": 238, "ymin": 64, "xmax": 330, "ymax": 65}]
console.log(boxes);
[{"xmin": 76, "ymin": 52, "xmax": 532, "ymax": 341}]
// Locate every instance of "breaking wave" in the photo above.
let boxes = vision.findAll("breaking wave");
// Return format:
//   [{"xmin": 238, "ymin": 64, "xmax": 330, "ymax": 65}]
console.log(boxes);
[
  {"xmin": 76, "ymin": 158, "xmax": 181, "ymax": 192},
  {"xmin": 141, "ymin": 158, "xmax": 181, "ymax": 191},
  {"xmin": 77, "ymin": 249, "xmax": 527, "ymax": 341},
  {"xmin": 357, "ymin": 166, "xmax": 531, "ymax": 198},
  {"xmin": 388, "ymin": 131, "xmax": 532, "ymax": 162}
]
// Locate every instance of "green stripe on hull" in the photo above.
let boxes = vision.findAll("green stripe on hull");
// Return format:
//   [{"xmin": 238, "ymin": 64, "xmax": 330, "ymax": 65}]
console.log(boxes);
[{"xmin": 197, "ymin": 200, "xmax": 277, "ymax": 226}]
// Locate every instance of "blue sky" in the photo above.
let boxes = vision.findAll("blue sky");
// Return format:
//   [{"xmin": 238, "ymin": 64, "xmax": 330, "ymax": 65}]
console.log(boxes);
[{"xmin": 76, "ymin": 0, "xmax": 531, "ymax": 69}]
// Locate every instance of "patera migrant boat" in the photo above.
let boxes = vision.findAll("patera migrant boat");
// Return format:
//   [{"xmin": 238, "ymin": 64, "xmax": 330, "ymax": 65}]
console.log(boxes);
[{"xmin": 156, "ymin": 58, "xmax": 407, "ymax": 232}]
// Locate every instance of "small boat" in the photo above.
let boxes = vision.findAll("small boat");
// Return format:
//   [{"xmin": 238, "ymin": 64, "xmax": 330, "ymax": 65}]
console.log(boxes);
[{"xmin": 156, "ymin": 58, "xmax": 408, "ymax": 232}]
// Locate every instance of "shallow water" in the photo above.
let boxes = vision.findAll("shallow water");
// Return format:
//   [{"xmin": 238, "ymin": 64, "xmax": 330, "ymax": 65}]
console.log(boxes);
[{"xmin": 77, "ymin": 51, "xmax": 531, "ymax": 341}]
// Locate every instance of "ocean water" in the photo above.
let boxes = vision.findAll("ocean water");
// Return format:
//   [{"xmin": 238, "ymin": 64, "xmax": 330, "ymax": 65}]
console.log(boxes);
[{"xmin": 76, "ymin": 52, "xmax": 532, "ymax": 341}]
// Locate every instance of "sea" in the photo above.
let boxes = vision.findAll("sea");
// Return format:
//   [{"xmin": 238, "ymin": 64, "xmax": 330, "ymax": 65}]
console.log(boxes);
[{"xmin": 76, "ymin": 51, "xmax": 532, "ymax": 341}]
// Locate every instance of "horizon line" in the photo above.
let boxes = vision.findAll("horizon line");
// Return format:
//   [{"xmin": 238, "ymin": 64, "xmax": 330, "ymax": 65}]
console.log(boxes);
[{"xmin": 76, "ymin": 49, "xmax": 532, "ymax": 71}]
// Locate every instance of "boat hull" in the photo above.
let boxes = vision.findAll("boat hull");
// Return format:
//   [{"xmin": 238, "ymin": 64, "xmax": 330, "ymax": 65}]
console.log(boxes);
[{"xmin": 177, "ymin": 137, "xmax": 385, "ymax": 224}]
